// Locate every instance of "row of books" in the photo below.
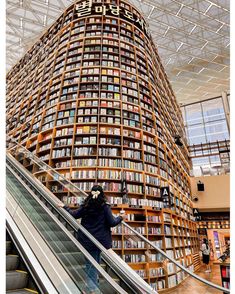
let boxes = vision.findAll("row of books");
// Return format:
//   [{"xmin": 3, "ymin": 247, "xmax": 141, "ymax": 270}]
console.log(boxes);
[
  {"xmin": 72, "ymin": 158, "xmax": 96, "ymax": 166},
  {"xmin": 54, "ymin": 138, "xmax": 73, "ymax": 147},
  {"xmin": 124, "ymin": 240, "xmax": 146, "ymax": 249},
  {"xmin": 175, "ymin": 249, "xmax": 184, "ymax": 259},
  {"xmin": 109, "ymin": 196, "xmax": 167, "ymax": 206},
  {"xmin": 73, "ymin": 147, "xmax": 96, "ymax": 156},
  {"xmin": 71, "ymin": 170, "xmax": 96, "ymax": 179},
  {"xmin": 99, "ymin": 158, "xmax": 122, "ymax": 167},
  {"xmin": 77, "ymin": 108, "xmax": 98, "ymax": 115},
  {"xmin": 144, "ymin": 154, "xmax": 157, "ymax": 162},
  {"xmin": 97, "ymin": 170, "xmax": 121, "ymax": 179},
  {"xmin": 144, "ymin": 145, "xmax": 156, "ymax": 154},
  {"xmin": 145, "ymin": 186, "xmax": 160, "ymax": 197},
  {"xmin": 164, "ymin": 225, "xmax": 171, "ymax": 235},
  {"xmin": 55, "ymin": 160, "xmax": 71, "ymax": 168},
  {"xmin": 52, "ymin": 148, "xmax": 71, "ymax": 158},
  {"xmin": 163, "ymin": 213, "xmax": 171, "ymax": 222},
  {"xmin": 147, "ymin": 215, "xmax": 161, "ymax": 222},
  {"xmin": 112, "ymin": 240, "xmax": 122, "ymax": 249},
  {"xmin": 75, "ymin": 136, "xmax": 97, "ymax": 145},
  {"xmin": 165, "ymin": 238, "xmax": 173, "ymax": 248},
  {"xmin": 77, "ymin": 116, "xmax": 97, "ymax": 123},
  {"xmin": 150, "ymin": 280, "xmax": 166, "ymax": 290},
  {"xmin": 148, "ymin": 253, "xmax": 164, "ymax": 262},
  {"xmin": 123, "ymin": 160, "xmax": 143, "ymax": 170},
  {"xmin": 122, "ymin": 150, "xmax": 141, "ymax": 159},
  {"xmin": 167, "ymin": 263, "xmax": 176, "ymax": 274},
  {"xmin": 152, "ymin": 240, "xmax": 163, "ymax": 248},
  {"xmin": 123, "ymin": 140, "xmax": 141, "ymax": 149},
  {"xmin": 98, "ymin": 147, "xmax": 120, "ymax": 156},
  {"xmin": 124, "ymin": 254, "xmax": 146, "ymax": 263},
  {"xmin": 38, "ymin": 143, "xmax": 51, "ymax": 152},
  {"xmin": 123, "ymin": 119, "xmax": 141, "ymax": 128},
  {"xmin": 62, "ymin": 196, "xmax": 83, "ymax": 205},
  {"xmin": 76, "ymin": 126, "xmax": 97, "ymax": 134},
  {"xmin": 145, "ymin": 164, "xmax": 158, "ymax": 174},
  {"xmin": 148, "ymin": 228, "xmax": 162, "ymax": 235},
  {"xmin": 135, "ymin": 270, "xmax": 146, "ymax": 278}
]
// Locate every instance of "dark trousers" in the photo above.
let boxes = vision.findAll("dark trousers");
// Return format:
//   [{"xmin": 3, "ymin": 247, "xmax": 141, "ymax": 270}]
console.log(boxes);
[{"xmin": 86, "ymin": 249, "xmax": 101, "ymax": 291}]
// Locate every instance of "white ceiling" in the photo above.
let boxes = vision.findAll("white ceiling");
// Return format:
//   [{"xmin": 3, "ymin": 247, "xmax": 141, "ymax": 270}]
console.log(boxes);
[{"xmin": 6, "ymin": 0, "xmax": 230, "ymax": 104}]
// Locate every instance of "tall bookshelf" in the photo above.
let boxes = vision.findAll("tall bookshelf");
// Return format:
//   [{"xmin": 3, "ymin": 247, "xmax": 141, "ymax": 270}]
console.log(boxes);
[{"xmin": 6, "ymin": 0, "xmax": 199, "ymax": 291}]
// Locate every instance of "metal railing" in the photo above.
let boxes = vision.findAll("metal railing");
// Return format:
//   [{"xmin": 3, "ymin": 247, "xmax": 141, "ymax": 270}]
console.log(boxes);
[{"xmin": 7, "ymin": 138, "xmax": 230, "ymax": 293}]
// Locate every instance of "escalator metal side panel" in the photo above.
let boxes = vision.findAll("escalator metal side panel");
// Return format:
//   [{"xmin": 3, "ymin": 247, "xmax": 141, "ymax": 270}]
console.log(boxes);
[{"xmin": 6, "ymin": 192, "xmax": 81, "ymax": 294}]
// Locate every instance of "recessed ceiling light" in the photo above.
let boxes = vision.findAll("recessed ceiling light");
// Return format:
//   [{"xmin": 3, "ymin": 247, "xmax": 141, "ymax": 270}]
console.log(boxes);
[
  {"xmin": 20, "ymin": 17, "xmax": 23, "ymax": 28},
  {"xmin": 43, "ymin": 15, "xmax": 47, "ymax": 26}
]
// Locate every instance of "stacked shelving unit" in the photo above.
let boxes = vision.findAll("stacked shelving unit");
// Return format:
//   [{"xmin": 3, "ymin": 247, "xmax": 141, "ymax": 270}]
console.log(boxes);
[{"xmin": 6, "ymin": 0, "xmax": 199, "ymax": 291}]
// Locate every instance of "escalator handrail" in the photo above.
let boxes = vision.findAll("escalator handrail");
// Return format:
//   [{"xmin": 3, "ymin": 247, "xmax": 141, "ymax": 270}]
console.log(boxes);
[
  {"xmin": 7, "ymin": 140, "xmax": 230, "ymax": 293},
  {"xmin": 6, "ymin": 163, "xmax": 128, "ymax": 294},
  {"xmin": 6, "ymin": 153, "xmax": 157, "ymax": 294}
]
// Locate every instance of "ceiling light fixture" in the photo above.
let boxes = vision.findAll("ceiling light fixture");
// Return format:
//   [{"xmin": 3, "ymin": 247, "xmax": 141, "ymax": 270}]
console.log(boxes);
[
  {"xmin": 43, "ymin": 15, "xmax": 47, "ymax": 26},
  {"xmin": 20, "ymin": 17, "xmax": 23, "ymax": 28}
]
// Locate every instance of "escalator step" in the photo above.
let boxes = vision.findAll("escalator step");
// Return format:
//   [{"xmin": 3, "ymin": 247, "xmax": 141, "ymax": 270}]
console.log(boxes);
[
  {"xmin": 6, "ymin": 271, "xmax": 28, "ymax": 291},
  {"xmin": 6, "ymin": 288, "xmax": 39, "ymax": 294},
  {"xmin": 6, "ymin": 255, "xmax": 19, "ymax": 271},
  {"xmin": 98, "ymin": 278, "xmax": 120, "ymax": 294},
  {"xmin": 105, "ymin": 266, "xmax": 120, "ymax": 279},
  {"xmin": 6, "ymin": 241, "xmax": 12, "ymax": 254}
]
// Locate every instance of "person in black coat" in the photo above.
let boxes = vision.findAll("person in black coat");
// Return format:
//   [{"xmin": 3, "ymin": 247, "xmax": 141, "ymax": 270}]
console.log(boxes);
[{"xmin": 58, "ymin": 185, "xmax": 125, "ymax": 293}]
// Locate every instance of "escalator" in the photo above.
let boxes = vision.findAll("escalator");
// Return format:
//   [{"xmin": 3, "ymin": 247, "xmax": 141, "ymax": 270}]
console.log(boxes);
[
  {"xmin": 6, "ymin": 140, "xmax": 230, "ymax": 293},
  {"xmin": 6, "ymin": 153, "xmax": 156, "ymax": 294},
  {"xmin": 6, "ymin": 230, "xmax": 39, "ymax": 294}
]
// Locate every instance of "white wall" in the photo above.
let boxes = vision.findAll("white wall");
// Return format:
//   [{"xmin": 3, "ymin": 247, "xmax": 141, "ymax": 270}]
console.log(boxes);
[{"xmin": 190, "ymin": 175, "xmax": 230, "ymax": 211}]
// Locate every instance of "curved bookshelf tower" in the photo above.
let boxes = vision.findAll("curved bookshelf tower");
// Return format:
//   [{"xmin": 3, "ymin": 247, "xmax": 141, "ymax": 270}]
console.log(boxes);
[{"xmin": 7, "ymin": 0, "xmax": 199, "ymax": 291}]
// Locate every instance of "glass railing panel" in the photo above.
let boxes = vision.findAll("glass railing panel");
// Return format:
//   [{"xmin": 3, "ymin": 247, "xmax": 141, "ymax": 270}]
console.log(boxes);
[{"xmin": 7, "ymin": 139, "xmax": 86, "ymax": 203}]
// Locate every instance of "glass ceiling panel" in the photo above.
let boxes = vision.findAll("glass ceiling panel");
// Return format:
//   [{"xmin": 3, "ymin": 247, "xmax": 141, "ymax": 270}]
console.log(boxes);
[{"xmin": 6, "ymin": 0, "xmax": 230, "ymax": 104}]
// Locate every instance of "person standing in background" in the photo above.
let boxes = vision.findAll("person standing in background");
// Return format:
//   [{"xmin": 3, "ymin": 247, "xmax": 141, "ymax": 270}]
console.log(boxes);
[{"xmin": 201, "ymin": 238, "xmax": 211, "ymax": 273}]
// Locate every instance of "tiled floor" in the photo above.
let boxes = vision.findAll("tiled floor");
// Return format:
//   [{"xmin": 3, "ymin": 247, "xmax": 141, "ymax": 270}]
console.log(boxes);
[{"xmin": 165, "ymin": 264, "xmax": 222, "ymax": 294}]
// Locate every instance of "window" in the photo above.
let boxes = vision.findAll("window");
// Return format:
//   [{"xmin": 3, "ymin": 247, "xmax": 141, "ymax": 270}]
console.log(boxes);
[{"xmin": 183, "ymin": 97, "xmax": 229, "ymax": 144}]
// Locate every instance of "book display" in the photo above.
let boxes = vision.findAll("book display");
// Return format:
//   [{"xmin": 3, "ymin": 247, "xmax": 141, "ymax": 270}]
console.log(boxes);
[
  {"xmin": 6, "ymin": 0, "xmax": 199, "ymax": 290},
  {"xmin": 214, "ymin": 259, "xmax": 230, "ymax": 293},
  {"xmin": 198, "ymin": 220, "xmax": 230, "ymax": 230}
]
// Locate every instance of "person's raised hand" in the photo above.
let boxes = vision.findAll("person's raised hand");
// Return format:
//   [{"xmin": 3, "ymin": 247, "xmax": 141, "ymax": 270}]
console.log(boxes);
[
  {"xmin": 57, "ymin": 202, "xmax": 65, "ymax": 208},
  {"xmin": 119, "ymin": 210, "xmax": 127, "ymax": 219}
]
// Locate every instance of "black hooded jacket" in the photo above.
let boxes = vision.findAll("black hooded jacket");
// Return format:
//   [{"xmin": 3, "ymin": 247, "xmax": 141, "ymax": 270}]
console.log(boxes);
[{"xmin": 64, "ymin": 203, "xmax": 123, "ymax": 251}]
